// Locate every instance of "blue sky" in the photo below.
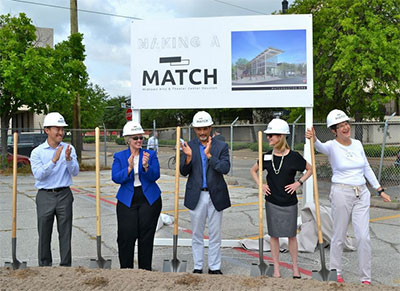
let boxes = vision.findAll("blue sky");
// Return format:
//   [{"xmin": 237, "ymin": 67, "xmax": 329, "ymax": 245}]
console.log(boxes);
[{"xmin": 232, "ymin": 30, "xmax": 306, "ymax": 64}]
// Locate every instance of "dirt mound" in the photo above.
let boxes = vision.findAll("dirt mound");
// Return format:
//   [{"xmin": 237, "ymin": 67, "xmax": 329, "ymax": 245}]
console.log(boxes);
[{"xmin": 0, "ymin": 267, "xmax": 396, "ymax": 290}]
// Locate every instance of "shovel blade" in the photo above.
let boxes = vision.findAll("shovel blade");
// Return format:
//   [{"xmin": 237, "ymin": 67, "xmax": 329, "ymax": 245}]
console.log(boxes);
[
  {"xmin": 162, "ymin": 258, "xmax": 187, "ymax": 273},
  {"xmin": 89, "ymin": 257, "xmax": 112, "ymax": 269},
  {"xmin": 312, "ymin": 267, "xmax": 337, "ymax": 281},
  {"xmin": 5, "ymin": 260, "xmax": 27, "ymax": 270},
  {"xmin": 250, "ymin": 262, "xmax": 274, "ymax": 277}
]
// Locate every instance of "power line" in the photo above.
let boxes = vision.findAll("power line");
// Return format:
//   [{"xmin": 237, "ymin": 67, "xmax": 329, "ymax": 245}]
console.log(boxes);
[
  {"xmin": 8, "ymin": 0, "xmax": 268, "ymax": 19},
  {"xmin": 8, "ymin": 0, "xmax": 142, "ymax": 20},
  {"xmin": 212, "ymin": 0, "xmax": 267, "ymax": 15}
]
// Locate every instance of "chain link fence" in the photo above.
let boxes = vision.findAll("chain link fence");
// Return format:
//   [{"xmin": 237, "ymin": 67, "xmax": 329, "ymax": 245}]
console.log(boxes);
[
  {"xmin": 1, "ymin": 121, "xmax": 399, "ymax": 187},
  {"xmin": 154, "ymin": 121, "xmax": 400, "ymax": 187}
]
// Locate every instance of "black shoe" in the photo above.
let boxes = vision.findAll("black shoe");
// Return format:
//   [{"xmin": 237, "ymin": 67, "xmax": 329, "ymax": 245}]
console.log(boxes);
[
  {"xmin": 208, "ymin": 269, "xmax": 223, "ymax": 275},
  {"xmin": 193, "ymin": 269, "xmax": 203, "ymax": 274},
  {"xmin": 293, "ymin": 276, "xmax": 301, "ymax": 279}
]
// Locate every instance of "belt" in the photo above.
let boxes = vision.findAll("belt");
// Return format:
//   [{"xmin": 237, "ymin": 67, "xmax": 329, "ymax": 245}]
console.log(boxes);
[
  {"xmin": 200, "ymin": 187, "xmax": 209, "ymax": 191},
  {"xmin": 333, "ymin": 183, "xmax": 364, "ymax": 198},
  {"xmin": 40, "ymin": 187, "xmax": 69, "ymax": 192}
]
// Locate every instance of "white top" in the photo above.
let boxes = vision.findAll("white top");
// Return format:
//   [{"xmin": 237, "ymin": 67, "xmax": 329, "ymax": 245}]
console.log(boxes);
[
  {"xmin": 147, "ymin": 136, "xmax": 159, "ymax": 152},
  {"xmin": 314, "ymin": 138, "xmax": 380, "ymax": 189},
  {"xmin": 133, "ymin": 155, "xmax": 141, "ymax": 187},
  {"xmin": 30, "ymin": 140, "xmax": 79, "ymax": 189}
]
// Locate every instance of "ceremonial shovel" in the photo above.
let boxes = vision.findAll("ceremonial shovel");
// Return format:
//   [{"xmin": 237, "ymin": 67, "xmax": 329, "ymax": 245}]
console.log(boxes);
[
  {"xmin": 163, "ymin": 126, "xmax": 187, "ymax": 272},
  {"xmin": 310, "ymin": 136, "xmax": 336, "ymax": 281},
  {"xmin": 89, "ymin": 127, "xmax": 111, "ymax": 269},
  {"xmin": 250, "ymin": 131, "xmax": 274, "ymax": 277},
  {"xmin": 5, "ymin": 132, "xmax": 27, "ymax": 270}
]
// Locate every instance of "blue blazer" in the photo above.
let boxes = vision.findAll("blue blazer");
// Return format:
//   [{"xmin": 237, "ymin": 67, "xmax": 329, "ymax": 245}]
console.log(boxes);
[
  {"xmin": 112, "ymin": 148, "xmax": 161, "ymax": 207},
  {"xmin": 180, "ymin": 138, "xmax": 231, "ymax": 211}
]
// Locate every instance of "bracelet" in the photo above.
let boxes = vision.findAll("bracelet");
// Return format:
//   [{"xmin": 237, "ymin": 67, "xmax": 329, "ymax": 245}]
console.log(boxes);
[
  {"xmin": 297, "ymin": 178, "xmax": 303, "ymax": 185},
  {"xmin": 377, "ymin": 188, "xmax": 385, "ymax": 195}
]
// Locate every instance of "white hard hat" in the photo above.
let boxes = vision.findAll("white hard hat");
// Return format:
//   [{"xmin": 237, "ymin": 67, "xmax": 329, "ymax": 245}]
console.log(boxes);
[
  {"xmin": 123, "ymin": 121, "xmax": 144, "ymax": 136},
  {"xmin": 326, "ymin": 109, "xmax": 350, "ymax": 128},
  {"xmin": 192, "ymin": 111, "xmax": 213, "ymax": 127},
  {"xmin": 264, "ymin": 118, "xmax": 290, "ymax": 135},
  {"xmin": 43, "ymin": 112, "xmax": 68, "ymax": 127}
]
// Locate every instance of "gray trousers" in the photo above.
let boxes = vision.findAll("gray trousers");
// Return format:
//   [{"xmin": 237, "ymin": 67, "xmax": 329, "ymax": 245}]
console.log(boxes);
[
  {"xmin": 189, "ymin": 191, "xmax": 223, "ymax": 271},
  {"xmin": 36, "ymin": 188, "xmax": 73, "ymax": 266}
]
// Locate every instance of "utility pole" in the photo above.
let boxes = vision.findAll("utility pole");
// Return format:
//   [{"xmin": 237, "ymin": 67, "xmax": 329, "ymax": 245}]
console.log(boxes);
[
  {"xmin": 282, "ymin": 0, "xmax": 288, "ymax": 14},
  {"xmin": 70, "ymin": 0, "xmax": 82, "ymax": 162}
]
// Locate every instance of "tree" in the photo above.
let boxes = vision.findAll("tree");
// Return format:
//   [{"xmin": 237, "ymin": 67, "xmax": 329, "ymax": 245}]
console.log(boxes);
[
  {"xmin": 50, "ymin": 82, "xmax": 108, "ymax": 129},
  {"xmin": 103, "ymin": 96, "xmax": 128, "ymax": 130},
  {"xmin": 0, "ymin": 13, "xmax": 55, "ymax": 166},
  {"xmin": 289, "ymin": 0, "xmax": 400, "ymax": 126},
  {"xmin": 51, "ymin": 33, "xmax": 88, "ymax": 160}
]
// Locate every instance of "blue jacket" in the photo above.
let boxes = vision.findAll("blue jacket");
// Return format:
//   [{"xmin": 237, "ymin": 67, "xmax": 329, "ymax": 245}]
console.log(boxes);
[
  {"xmin": 180, "ymin": 138, "xmax": 231, "ymax": 211},
  {"xmin": 112, "ymin": 148, "xmax": 161, "ymax": 207}
]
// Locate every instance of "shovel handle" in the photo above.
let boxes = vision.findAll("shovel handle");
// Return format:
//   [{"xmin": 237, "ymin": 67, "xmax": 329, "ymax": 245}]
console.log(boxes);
[
  {"xmin": 95, "ymin": 127, "xmax": 101, "ymax": 237},
  {"xmin": 173, "ymin": 127, "xmax": 181, "ymax": 236},
  {"xmin": 258, "ymin": 131, "xmax": 263, "ymax": 239},
  {"xmin": 310, "ymin": 136, "xmax": 323, "ymax": 244},
  {"xmin": 12, "ymin": 132, "xmax": 18, "ymax": 239}
]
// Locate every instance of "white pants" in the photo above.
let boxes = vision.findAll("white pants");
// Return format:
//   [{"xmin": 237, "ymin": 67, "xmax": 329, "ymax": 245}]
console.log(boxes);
[
  {"xmin": 329, "ymin": 183, "xmax": 371, "ymax": 282},
  {"xmin": 189, "ymin": 191, "xmax": 223, "ymax": 270}
]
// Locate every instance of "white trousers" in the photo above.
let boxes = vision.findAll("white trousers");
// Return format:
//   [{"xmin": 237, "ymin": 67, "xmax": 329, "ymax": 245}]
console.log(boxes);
[
  {"xmin": 189, "ymin": 191, "xmax": 223, "ymax": 270},
  {"xmin": 329, "ymin": 183, "xmax": 371, "ymax": 282}
]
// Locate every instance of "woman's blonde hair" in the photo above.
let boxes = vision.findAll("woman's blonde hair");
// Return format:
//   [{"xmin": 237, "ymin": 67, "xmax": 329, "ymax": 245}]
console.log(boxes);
[{"xmin": 275, "ymin": 135, "xmax": 290, "ymax": 152}]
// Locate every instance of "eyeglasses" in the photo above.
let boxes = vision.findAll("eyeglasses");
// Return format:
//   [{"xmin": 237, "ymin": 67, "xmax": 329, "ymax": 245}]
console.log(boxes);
[
  {"xmin": 131, "ymin": 136, "xmax": 144, "ymax": 141},
  {"xmin": 266, "ymin": 134, "xmax": 275, "ymax": 138}
]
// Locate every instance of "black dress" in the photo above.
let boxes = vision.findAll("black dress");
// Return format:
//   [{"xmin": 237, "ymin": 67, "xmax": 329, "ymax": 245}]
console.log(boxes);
[{"xmin": 261, "ymin": 150, "xmax": 306, "ymax": 237}]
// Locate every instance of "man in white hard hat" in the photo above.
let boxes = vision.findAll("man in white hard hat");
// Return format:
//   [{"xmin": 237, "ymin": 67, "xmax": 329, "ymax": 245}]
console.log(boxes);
[
  {"xmin": 30, "ymin": 112, "xmax": 79, "ymax": 267},
  {"xmin": 180, "ymin": 111, "xmax": 231, "ymax": 275}
]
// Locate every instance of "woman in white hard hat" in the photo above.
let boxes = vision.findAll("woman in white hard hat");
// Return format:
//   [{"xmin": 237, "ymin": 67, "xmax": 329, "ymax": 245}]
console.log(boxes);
[
  {"xmin": 306, "ymin": 109, "xmax": 391, "ymax": 285},
  {"xmin": 250, "ymin": 118, "xmax": 312, "ymax": 278},
  {"xmin": 111, "ymin": 121, "xmax": 162, "ymax": 270}
]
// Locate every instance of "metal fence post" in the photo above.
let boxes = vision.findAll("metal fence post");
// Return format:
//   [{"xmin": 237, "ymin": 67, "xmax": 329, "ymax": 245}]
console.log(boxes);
[
  {"xmin": 291, "ymin": 114, "xmax": 302, "ymax": 150},
  {"xmin": 229, "ymin": 117, "xmax": 239, "ymax": 176},
  {"xmin": 378, "ymin": 112, "xmax": 396, "ymax": 183},
  {"xmin": 103, "ymin": 123, "xmax": 107, "ymax": 167}
]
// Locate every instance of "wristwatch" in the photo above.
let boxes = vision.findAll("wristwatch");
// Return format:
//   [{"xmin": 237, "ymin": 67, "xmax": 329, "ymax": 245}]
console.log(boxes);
[
  {"xmin": 377, "ymin": 188, "xmax": 385, "ymax": 196},
  {"xmin": 297, "ymin": 178, "xmax": 303, "ymax": 185}
]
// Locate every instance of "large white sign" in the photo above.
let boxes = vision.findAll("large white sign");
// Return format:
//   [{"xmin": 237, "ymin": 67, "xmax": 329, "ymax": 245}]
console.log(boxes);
[{"xmin": 131, "ymin": 15, "xmax": 313, "ymax": 109}]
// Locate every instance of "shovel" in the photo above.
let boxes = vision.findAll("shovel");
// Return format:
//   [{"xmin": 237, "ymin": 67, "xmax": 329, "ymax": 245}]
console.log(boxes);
[
  {"xmin": 89, "ymin": 127, "xmax": 112, "ymax": 269},
  {"xmin": 163, "ymin": 126, "xmax": 187, "ymax": 272},
  {"xmin": 5, "ymin": 132, "xmax": 27, "ymax": 269},
  {"xmin": 310, "ymin": 136, "xmax": 336, "ymax": 281},
  {"xmin": 250, "ymin": 131, "xmax": 274, "ymax": 277}
]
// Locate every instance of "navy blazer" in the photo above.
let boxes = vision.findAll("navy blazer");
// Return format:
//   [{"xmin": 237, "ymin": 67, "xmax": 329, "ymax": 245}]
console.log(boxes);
[
  {"xmin": 180, "ymin": 138, "xmax": 231, "ymax": 211},
  {"xmin": 112, "ymin": 148, "xmax": 161, "ymax": 207}
]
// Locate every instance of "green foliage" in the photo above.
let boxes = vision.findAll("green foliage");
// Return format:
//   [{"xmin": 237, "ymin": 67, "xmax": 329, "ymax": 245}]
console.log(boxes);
[
  {"xmin": 115, "ymin": 137, "xmax": 126, "ymax": 145},
  {"xmin": 49, "ymin": 33, "xmax": 89, "ymax": 125},
  {"xmin": 289, "ymin": 0, "xmax": 400, "ymax": 122},
  {"xmin": 140, "ymin": 108, "xmax": 254, "ymax": 128},
  {"xmin": 103, "ymin": 96, "xmax": 127, "ymax": 130},
  {"xmin": 363, "ymin": 144, "xmax": 399, "ymax": 157},
  {"xmin": 249, "ymin": 143, "xmax": 272, "ymax": 152},
  {"xmin": 0, "ymin": 13, "xmax": 55, "ymax": 167}
]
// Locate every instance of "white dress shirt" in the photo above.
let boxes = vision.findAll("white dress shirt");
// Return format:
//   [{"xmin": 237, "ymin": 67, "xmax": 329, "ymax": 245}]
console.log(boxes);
[{"xmin": 30, "ymin": 140, "xmax": 79, "ymax": 189}]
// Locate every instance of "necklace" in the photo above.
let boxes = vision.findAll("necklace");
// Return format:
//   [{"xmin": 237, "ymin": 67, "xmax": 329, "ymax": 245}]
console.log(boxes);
[{"xmin": 272, "ymin": 151, "xmax": 285, "ymax": 174}]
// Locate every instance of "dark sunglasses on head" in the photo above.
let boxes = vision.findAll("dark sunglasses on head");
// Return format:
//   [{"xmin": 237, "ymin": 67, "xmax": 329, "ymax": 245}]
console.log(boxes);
[{"xmin": 131, "ymin": 136, "xmax": 144, "ymax": 141}]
